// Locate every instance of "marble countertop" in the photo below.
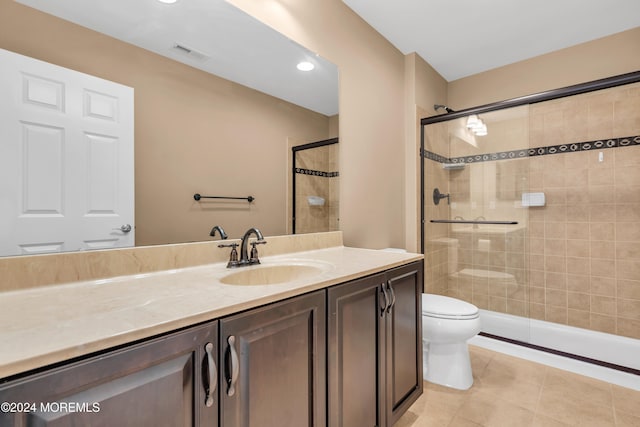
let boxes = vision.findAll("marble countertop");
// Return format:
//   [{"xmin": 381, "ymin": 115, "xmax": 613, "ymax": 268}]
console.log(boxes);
[{"xmin": 0, "ymin": 246, "xmax": 422, "ymax": 379}]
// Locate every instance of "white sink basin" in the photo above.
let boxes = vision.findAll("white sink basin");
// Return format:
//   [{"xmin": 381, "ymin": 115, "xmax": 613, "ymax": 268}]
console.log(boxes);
[{"xmin": 219, "ymin": 261, "xmax": 330, "ymax": 286}]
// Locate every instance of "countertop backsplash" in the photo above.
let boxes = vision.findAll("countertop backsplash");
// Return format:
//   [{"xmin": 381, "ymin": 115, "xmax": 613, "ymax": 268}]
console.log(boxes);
[{"xmin": 0, "ymin": 231, "xmax": 344, "ymax": 292}]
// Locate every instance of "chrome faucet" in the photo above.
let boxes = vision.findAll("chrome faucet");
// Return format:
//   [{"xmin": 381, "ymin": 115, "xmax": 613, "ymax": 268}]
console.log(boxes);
[{"xmin": 209, "ymin": 225, "xmax": 228, "ymax": 239}]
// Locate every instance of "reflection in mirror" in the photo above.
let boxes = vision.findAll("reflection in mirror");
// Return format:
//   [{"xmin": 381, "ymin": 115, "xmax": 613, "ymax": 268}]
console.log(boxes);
[
  {"xmin": 292, "ymin": 138, "xmax": 339, "ymax": 234},
  {"xmin": 0, "ymin": 0, "xmax": 339, "ymax": 257}
]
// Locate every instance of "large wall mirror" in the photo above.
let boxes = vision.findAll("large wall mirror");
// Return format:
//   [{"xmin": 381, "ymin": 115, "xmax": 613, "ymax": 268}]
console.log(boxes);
[{"xmin": 0, "ymin": 0, "xmax": 339, "ymax": 257}]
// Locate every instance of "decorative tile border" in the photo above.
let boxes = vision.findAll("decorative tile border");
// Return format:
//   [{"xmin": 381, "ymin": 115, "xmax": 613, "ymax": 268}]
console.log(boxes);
[
  {"xmin": 423, "ymin": 135, "xmax": 640, "ymax": 165},
  {"xmin": 422, "ymin": 150, "xmax": 449, "ymax": 164},
  {"xmin": 295, "ymin": 168, "xmax": 339, "ymax": 177}
]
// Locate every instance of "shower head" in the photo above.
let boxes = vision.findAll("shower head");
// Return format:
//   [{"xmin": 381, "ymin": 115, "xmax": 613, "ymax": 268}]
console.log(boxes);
[{"xmin": 434, "ymin": 104, "xmax": 455, "ymax": 113}]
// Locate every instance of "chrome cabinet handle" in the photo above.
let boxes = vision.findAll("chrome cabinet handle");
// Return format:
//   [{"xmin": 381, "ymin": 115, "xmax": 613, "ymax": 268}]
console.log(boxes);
[
  {"xmin": 113, "ymin": 224, "xmax": 132, "ymax": 233},
  {"xmin": 227, "ymin": 335, "xmax": 239, "ymax": 397},
  {"xmin": 204, "ymin": 342, "xmax": 217, "ymax": 407},
  {"xmin": 380, "ymin": 284, "xmax": 390, "ymax": 317},
  {"xmin": 386, "ymin": 282, "xmax": 396, "ymax": 314}
]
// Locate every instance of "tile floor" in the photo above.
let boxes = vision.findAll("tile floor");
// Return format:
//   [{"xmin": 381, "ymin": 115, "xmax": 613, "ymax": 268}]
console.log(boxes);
[{"xmin": 397, "ymin": 345, "xmax": 640, "ymax": 427}]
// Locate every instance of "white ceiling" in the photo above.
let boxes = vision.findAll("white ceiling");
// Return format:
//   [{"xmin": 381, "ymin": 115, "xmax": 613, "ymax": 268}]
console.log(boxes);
[
  {"xmin": 16, "ymin": 0, "xmax": 339, "ymax": 116},
  {"xmin": 342, "ymin": 0, "xmax": 640, "ymax": 82}
]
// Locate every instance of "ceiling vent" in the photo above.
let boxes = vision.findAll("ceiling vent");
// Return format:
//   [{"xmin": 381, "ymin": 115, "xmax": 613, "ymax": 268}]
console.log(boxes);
[{"xmin": 171, "ymin": 43, "xmax": 210, "ymax": 61}]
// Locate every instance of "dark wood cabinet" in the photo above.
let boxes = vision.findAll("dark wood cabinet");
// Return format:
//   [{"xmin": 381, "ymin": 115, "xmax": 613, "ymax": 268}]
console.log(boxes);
[
  {"xmin": 328, "ymin": 261, "xmax": 423, "ymax": 427},
  {"xmin": 219, "ymin": 289, "xmax": 326, "ymax": 427},
  {"xmin": 328, "ymin": 272, "xmax": 387, "ymax": 427},
  {"xmin": 0, "ymin": 262, "xmax": 419, "ymax": 427},
  {"xmin": 385, "ymin": 262, "xmax": 423, "ymax": 426},
  {"xmin": 220, "ymin": 290, "xmax": 326, "ymax": 427},
  {"xmin": 0, "ymin": 322, "xmax": 218, "ymax": 427}
]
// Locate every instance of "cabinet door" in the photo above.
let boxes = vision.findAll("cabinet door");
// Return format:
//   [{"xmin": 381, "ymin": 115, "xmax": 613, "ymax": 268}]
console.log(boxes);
[
  {"xmin": 219, "ymin": 290, "xmax": 326, "ymax": 427},
  {"xmin": 0, "ymin": 322, "xmax": 218, "ymax": 427},
  {"xmin": 385, "ymin": 261, "xmax": 423, "ymax": 426},
  {"xmin": 327, "ymin": 273, "xmax": 387, "ymax": 427}
]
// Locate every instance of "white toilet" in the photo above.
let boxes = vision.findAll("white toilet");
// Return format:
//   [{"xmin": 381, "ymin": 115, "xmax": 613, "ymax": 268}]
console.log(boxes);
[{"xmin": 422, "ymin": 293, "xmax": 480, "ymax": 390}]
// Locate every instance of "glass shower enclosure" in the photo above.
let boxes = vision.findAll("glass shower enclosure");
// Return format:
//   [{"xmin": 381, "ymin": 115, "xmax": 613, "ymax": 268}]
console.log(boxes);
[{"xmin": 421, "ymin": 71, "xmax": 640, "ymax": 349}]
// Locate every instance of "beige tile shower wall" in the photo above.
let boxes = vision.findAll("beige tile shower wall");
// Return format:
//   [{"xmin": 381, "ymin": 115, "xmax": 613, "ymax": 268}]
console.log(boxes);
[
  {"xmin": 443, "ymin": 109, "xmax": 530, "ymax": 314},
  {"xmin": 423, "ymin": 122, "xmax": 451, "ymax": 294},
  {"xmin": 528, "ymin": 83, "xmax": 640, "ymax": 339},
  {"xmin": 329, "ymin": 143, "xmax": 340, "ymax": 231},
  {"xmin": 446, "ymin": 163, "xmax": 529, "ymax": 316},
  {"xmin": 448, "ymin": 108, "xmax": 530, "ymax": 227},
  {"xmin": 295, "ymin": 173, "xmax": 330, "ymax": 233},
  {"xmin": 294, "ymin": 145, "xmax": 338, "ymax": 234},
  {"xmin": 447, "ymin": 226, "xmax": 528, "ymax": 317},
  {"xmin": 428, "ymin": 83, "xmax": 640, "ymax": 339}
]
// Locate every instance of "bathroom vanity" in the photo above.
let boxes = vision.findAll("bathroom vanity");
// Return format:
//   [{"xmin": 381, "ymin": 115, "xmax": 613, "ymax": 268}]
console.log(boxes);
[{"xmin": 0, "ymin": 237, "xmax": 423, "ymax": 427}]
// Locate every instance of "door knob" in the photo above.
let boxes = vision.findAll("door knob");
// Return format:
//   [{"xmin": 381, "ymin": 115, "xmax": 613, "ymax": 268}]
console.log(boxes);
[{"xmin": 114, "ymin": 224, "xmax": 132, "ymax": 233}]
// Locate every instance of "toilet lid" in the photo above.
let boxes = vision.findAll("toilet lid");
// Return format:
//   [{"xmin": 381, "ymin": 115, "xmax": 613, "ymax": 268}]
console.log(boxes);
[{"xmin": 422, "ymin": 294, "xmax": 479, "ymax": 319}]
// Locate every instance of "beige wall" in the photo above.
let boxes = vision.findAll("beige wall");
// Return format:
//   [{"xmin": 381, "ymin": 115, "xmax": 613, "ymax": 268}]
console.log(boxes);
[
  {"xmin": 0, "ymin": 0, "xmax": 333, "ymax": 245},
  {"xmin": 405, "ymin": 54, "xmax": 449, "ymax": 252},
  {"xmin": 448, "ymin": 27, "xmax": 640, "ymax": 109},
  {"xmin": 228, "ymin": 0, "xmax": 408, "ymax": 249}
]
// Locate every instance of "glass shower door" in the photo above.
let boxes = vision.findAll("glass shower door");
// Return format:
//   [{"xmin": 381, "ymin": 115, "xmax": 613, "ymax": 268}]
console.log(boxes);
[{"xmin": 422, "ymin": 105, "xmax": 531, "ymax": 342}]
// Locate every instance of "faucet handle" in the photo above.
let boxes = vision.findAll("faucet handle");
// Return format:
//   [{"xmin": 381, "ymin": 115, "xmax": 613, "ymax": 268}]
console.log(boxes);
[
  {"xmin": 218, "ymin": 242, "xmax": 238, "ymax": 249},
  {"xmin": 218, "ymin": 243, "xmax": 239, "ymax": 268},
  {"xmin": 249, "ymin": 240, "xmax": 267, "ymax": 264}
]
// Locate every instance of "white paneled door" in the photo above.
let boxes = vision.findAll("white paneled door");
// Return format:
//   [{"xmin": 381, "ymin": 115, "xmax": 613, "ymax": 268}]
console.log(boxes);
[{"xmin": 0, "ymin": 48, "xmax": 134, "ymax": 256}]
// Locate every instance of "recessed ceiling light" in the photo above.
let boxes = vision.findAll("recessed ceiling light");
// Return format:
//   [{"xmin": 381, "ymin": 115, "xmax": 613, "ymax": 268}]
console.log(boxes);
[
  {"xmin": 157, "ymin": 0, "xmax": 178, "ymax": 4},
  {"xmin": 296, "ymin": 61, "xmax": 314, "ymax": 71}
]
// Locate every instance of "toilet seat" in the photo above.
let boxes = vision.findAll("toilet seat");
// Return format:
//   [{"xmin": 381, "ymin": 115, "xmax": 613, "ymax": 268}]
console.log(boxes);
[{"xmin": 422, "ymin": 294, "xmax": 479, "ymax": 320}]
